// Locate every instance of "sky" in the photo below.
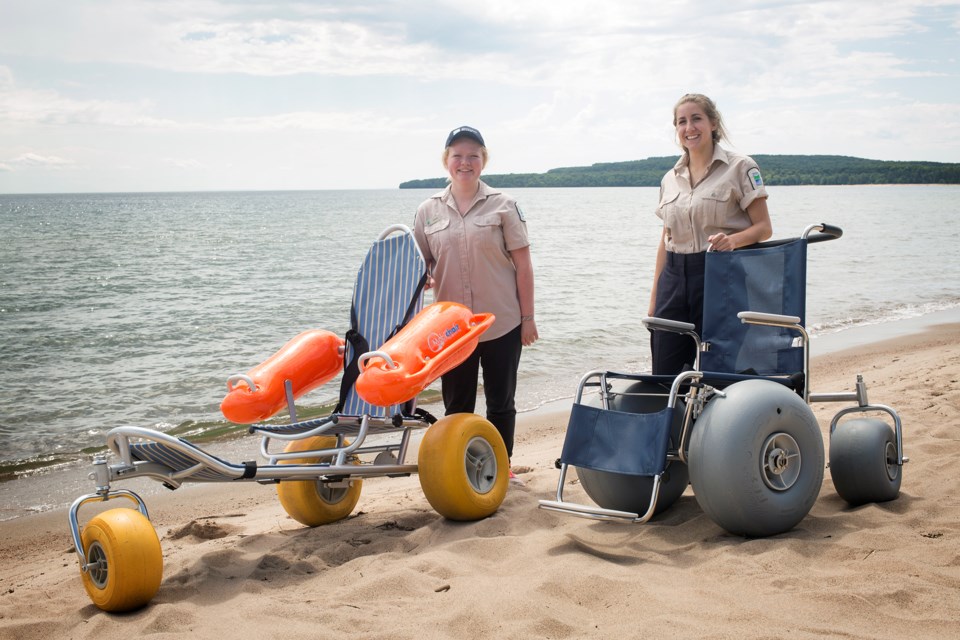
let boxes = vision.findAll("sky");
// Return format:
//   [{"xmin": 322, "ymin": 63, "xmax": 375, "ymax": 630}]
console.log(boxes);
[{"xmin": 0, "ymin": 0, "xmax": 958, "ymax": 193}]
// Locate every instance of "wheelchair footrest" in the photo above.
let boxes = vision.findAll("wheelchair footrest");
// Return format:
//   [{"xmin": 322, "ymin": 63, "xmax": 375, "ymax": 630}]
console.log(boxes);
[{"xmin": 538, "ymin": 499, "xmax": 639, "ymax": 521}]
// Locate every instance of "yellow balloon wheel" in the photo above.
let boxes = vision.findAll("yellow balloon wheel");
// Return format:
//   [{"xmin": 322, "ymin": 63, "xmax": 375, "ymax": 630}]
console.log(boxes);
[
  {"xmin": 79, "ymin": 508, "xmax": 163, "ymax": 612},
  {"xmin": 418, "ymin": 413, "xmax": 509, "ymax": 521},
  {"xmin": 276, "ymin": 435, "xmax": 362, "ymax": 527}
]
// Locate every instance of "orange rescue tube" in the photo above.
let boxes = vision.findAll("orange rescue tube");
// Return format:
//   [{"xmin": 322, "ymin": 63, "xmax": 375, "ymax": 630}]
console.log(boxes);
[
  {"xmin": 220, "ymin": 329, "xmax": 345, "ymax": 424},
  {"xmin": 354, "ymin": 301, "xmax": 494, "ymax": 407}
]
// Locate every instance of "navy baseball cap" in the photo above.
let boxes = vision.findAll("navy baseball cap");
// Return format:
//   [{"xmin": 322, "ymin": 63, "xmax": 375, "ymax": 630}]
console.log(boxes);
[{"xmin": 445, "ymin": 125, "xmax": 485, "ymax": 147}]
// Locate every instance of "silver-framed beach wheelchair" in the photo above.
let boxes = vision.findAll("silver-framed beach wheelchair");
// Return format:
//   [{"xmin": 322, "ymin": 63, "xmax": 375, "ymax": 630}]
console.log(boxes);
[
  {"xmin": 539, "ymin": 224, "xmax": 906, "ymax": 537},
  {"xmin": 68, "ymin": 225, "xmax": 508, "ymax": 612}
]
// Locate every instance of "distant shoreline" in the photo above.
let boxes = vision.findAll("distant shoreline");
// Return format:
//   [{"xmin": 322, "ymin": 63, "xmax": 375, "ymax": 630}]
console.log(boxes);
[
  {"xmin": 3, "ymin": 181, "xmax": 959, "ymax": 197},
  {"xmin": 399, "ymin": 154, "xmax": 960, "ymax": 189}
]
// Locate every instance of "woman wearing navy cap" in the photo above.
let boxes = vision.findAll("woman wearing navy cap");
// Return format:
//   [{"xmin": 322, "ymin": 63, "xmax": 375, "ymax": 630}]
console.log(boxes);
[
  {"xmin": 649, "ymin": 94, "xmax": 772, "ymax": 375},
  {"xmin": 413, "ymin": 126, "xmax": 538, "ymax": 470}
]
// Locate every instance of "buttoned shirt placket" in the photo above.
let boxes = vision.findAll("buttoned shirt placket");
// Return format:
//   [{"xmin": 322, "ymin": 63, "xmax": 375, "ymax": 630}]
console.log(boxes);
[{"xmin": 676, "ymin": 156, "xmax": 721, "ymax": 253}]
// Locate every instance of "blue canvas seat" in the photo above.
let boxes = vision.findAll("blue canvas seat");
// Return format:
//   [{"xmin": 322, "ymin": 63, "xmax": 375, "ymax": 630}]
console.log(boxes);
[{"xmin": 559, "ymin": 403, "xmax": 672, "ymax": 477}]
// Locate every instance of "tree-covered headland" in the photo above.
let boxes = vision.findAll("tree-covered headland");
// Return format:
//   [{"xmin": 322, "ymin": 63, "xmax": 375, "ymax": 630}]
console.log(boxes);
[{"xmin": 398, "ymin": 155, "xmax": 960, "ymax": 189}]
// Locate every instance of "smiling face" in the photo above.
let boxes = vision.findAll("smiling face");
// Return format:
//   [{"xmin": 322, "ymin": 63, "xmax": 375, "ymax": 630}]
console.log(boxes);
[
  {"xmin": 444, "ymin": 138, "xmax": 486, "ymax": 186},
  {"xmin": 674, "ymin": 100, "xmax": 717, "ymax": 154}
]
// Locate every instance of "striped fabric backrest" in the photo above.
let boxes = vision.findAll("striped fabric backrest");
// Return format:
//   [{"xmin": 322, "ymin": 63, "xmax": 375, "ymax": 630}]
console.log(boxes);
[{"xmin": 341, "ymin": 227, "xmax": 426, "ymax": 417}]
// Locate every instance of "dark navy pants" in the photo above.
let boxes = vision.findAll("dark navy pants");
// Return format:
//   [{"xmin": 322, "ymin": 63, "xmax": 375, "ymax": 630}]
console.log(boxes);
[
  {"xmin": 651, "ymin": 251, "xmax": 706, "ymax": 375},
  {"xmin": 441, "ymin": 324, "xmax": 522, "ymax": 458}
]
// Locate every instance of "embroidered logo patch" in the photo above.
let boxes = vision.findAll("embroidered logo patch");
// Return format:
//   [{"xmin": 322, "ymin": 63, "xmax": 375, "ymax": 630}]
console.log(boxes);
[
  {"xmin": 516, "ymin": 203, "xmax": 526, "ymax": 221},
  {"xmin": 748, "ymin": 168, "xmax": 764, "ymax": 189}
]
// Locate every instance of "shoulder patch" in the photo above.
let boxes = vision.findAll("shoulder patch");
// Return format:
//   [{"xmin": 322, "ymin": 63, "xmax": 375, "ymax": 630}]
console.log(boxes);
[
  {"xmin": 516, "ymin": 202, "xmax": 526, "ymax": 221},
  {"xmin": 748, "ymin": 167, "xmax": 764, "ymax": 190}
]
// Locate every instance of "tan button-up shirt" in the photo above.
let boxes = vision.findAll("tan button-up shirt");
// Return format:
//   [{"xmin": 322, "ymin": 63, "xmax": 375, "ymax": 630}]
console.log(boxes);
[
  {"xmin": 657, "ymin": 145, "xmax": 768, "ymax": 253},
  {"xmin": 413, "ymin": 181, "xmax": 530, "ymax": 341}
]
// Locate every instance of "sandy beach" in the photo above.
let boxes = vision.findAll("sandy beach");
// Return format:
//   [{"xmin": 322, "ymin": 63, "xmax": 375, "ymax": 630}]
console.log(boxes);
[{"xmin": 1, "ymin": 318, "xmax": 958, "ymax": 639}]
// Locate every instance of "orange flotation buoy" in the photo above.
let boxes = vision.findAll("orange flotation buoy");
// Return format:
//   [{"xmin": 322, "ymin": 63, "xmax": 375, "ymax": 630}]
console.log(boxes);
[
  {"xmin": 354, "ymin": 301, "xmax": 495, "ymax": 407},
  {"xmin": 220, "ymin": 329, "xmax": 345, "ymax": 424}
]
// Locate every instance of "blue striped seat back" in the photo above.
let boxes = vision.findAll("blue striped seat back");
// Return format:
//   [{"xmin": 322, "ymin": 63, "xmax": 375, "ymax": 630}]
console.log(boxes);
[{"xmin": 341, "ymin": 228, "xmax": 426, "ymax": 417}]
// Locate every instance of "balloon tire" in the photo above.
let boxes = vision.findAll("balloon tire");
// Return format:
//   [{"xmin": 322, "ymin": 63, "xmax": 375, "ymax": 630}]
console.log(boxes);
[
  {"xmin": 688, "ymin": 379, "xmax": 824, "ymax": 537},
  {"xmin": 80, "ymin": 508, "xmax": 163, "ymax": 612},
  {"xmin": 829, "ymin": 417, "xmax": 902, "ymax": 505},
  {"xmin": 418, "ymin": 413, "xmax": 509, "ymax": 521},
  {"xmin": 277, "ymin": 436, "xmax": 363, "ymax": 527}
]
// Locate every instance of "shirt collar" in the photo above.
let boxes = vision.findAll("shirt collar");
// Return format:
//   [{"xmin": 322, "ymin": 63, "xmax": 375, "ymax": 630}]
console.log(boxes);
[
  {"xmin": 435, "ymin": 180, "xmax": 497, "ymax": 210},
  {"xmin": 673, "ymin": 144, "xmax": 730, "ymax": 174}
]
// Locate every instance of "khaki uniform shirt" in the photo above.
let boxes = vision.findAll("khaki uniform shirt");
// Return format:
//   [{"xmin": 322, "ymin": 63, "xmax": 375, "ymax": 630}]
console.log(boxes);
[
  {"xmin": 413, "ymin": 181, "xmax": 529, "ymax": 341},
  {"xmin": 657, "ymin": 145, "xmax": 768, "ymax": 253}
]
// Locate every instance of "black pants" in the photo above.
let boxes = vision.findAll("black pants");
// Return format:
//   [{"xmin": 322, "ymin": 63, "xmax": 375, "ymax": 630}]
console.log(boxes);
[
  {"xmin": 441, "ymin": 324, "xmax": 522, "ymax": 458},
  {"xmin": 651, "ymin": 251, "xmax": 706, "ymax": 375}
]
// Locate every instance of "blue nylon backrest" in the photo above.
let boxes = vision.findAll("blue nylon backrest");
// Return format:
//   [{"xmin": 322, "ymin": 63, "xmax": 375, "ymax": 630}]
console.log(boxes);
[
  {"xmin": 700, "ymin": 239, "xmax": 807, "ymax": 375},
  {"xmin": 342, "ymin": 231, "xmax": 425, "ymax": 417}
]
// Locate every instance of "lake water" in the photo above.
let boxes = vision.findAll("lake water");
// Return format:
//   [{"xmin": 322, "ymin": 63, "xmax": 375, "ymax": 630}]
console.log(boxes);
[{"xmin": 1, "ymin": 185, "xmax": 958, "ymax": 515}]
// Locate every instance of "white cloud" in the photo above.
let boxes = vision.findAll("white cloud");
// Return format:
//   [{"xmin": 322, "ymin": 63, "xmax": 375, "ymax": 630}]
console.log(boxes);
[
  {"xmin": 1, "ymin": 1, "xmax": 952, "ymax": 93},
  {"xmin": 0, "ymin": 2, "xmax": 503, "ymax": 80},
  {"xmin": 0, "ymin": 54, "xmax": 445, "ymax": 140},
  {"xmin": 6, "ymin": 152, "xmax": 74, "ymax": 168},
  {"xmin": 160, "ymin": 18, "xmax": 441, "ymax": 76},
  {"xmin": 0, "ymin": 69, "xmax": 172, "ymax": 129},
  {"xmin": 219, "ymin": 110, "xmax": 426, "ymax": 133}
]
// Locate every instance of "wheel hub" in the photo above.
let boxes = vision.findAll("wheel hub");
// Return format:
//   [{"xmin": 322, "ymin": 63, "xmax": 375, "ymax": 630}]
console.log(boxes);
[
  {"xmin": 464, "ymin": 436, "xmax": 498, "ymax": 494},
  {"xmin": 315, "ymin": 480, "xmax": 351, "ymax": 504},
  {"xmin": 86, "ymin": 541, "xmax": 109, "ymax": 589},
  {"xmin": 761, "ymin": 432, "xmax": 801, "ymax": 491},
  {"xmin": 884, "ymin": 441, "xmax": 899, "ymax": 481}
]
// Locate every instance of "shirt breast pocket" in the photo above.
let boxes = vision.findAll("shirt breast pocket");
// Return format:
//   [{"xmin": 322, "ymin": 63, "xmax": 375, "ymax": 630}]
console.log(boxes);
[
  {"xmin": 472, "ymin": 214, "xmax": 504, "ymax": 251},
  {"xmin": 424, "ymin": 217, "xmax": 450, "ymax": 256},
  {"xmin": 657, "ymin": 191, "xmax": 683, "ymax": 242},
  {"xmin": 701, "ymin": 190, "xmax": 733, "ymax": 227},
  {"xmin": 657, "ymin": 191, "xmax": 681, "ymax": 223}
]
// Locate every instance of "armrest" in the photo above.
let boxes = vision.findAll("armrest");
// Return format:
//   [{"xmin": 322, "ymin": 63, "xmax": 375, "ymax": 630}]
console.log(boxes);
[
  {"xmin": 738, "ymin": 311, "xmax": 801, "ymax": 327},
  {"xmin": 642, "ymin": 317, "xmax": 697, "ymax": 334}
]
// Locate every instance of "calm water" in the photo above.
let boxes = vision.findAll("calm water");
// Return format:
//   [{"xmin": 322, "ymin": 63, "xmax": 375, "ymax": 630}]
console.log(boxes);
[{"xmin": 1, "ymin": 185, "xmax": 958, "ymax": 491}]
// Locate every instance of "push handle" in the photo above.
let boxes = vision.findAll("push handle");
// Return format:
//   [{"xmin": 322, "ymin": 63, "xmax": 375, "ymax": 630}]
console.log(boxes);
[
  {"xmin": 739, "ymin": 223, "xmax": 845, "ymax": 250},
  {"xmin": 802, "ymin": 223, "xmax": 843, "ymax": 244}
]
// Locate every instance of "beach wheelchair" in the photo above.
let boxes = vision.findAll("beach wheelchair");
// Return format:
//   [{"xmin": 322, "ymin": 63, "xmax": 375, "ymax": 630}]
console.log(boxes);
[
  {"xmin": 539, "ymin": 223, "xmax": 906, "ymax": 537},
  {"xmin": 68, "ymin": 224, "xmax": 509, "ymax": 612}
]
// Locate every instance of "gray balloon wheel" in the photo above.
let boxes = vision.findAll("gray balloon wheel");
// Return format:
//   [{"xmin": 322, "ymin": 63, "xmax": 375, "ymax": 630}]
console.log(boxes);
[
  {"xmin": 577, "ymin": 380, "xmax": 689, "ymax": 517},
  {"xmin": 829, "ymin": 417, "xmax": 901, "ymax": 505},
  {"xmin": 688, "ymin": 379, "xmax": 824, "ymax": 537}
]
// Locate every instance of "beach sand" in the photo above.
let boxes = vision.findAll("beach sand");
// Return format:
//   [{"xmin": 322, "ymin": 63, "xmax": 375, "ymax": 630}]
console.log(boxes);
[{"xmin": 1, "ymin": 321, "xmax": 958, "ymax": 639}]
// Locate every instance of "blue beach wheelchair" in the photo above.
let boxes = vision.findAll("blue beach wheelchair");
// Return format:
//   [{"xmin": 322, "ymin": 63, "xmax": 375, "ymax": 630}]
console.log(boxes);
[{"xmin": 539, "ymin": 224, "xmax": 906, "ymax": 536}]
